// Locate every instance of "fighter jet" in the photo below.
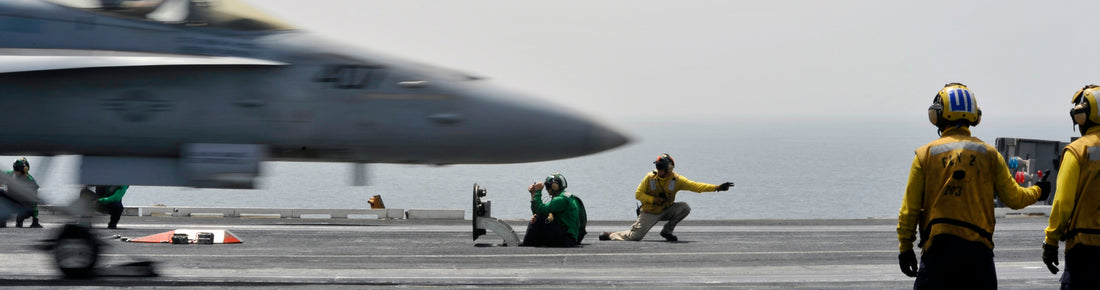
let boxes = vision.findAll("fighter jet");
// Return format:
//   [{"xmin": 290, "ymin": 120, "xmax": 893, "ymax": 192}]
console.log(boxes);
[
  {"xmin": 0, "ymin": 0, "xmax": 629, "ymax": 277},
  {"xmin": 0, "ymin": 0, "xmax": 629, "ymax": 188}
]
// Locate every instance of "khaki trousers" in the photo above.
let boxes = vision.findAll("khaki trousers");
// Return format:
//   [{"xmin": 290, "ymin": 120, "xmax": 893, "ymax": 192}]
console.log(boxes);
[{"xmin": 609, "ymin": 202, "xmax": 691, "ymax": 241}]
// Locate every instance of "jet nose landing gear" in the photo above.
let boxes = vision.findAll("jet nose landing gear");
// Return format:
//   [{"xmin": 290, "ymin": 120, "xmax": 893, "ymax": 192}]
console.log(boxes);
[{"xmin": 44, "ymin": 224, "xmax": 101, "ymax": 279}]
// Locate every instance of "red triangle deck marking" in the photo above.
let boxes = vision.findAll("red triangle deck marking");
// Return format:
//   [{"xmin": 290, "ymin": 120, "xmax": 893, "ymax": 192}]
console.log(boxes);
[
  {"xmin": 128, "ymin": 229, "xmax": 243, "ymax": 244},
  {"xmin": 128, "ymin": 230, "xmax": 176, "ymax": 243},
  {"xmin": 220, "ymin": 230, "xmax": 242, "ymax": 244}
]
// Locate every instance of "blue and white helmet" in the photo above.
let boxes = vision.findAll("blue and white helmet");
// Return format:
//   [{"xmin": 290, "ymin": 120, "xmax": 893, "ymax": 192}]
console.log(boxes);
[{"xmin": 928, "ymin": 83, "xmax": 981, "ymax": 127}]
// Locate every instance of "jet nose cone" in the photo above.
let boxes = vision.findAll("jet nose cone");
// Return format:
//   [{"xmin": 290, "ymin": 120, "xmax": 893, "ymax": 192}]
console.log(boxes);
[
  {"xmin": 452, "ymin": 82, "xmax": 633, "ymax": 162},
  {"xmin": 586, "ymin": 122, "xmax": 631, "ymax": 154}
]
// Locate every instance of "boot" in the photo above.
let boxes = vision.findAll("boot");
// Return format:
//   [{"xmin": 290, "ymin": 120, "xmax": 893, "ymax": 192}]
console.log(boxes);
[
  {"xmin": 29, "ymin": 218, "xmax": 41, "ymax": 228},
  {"xmin": 660, "ymin": 232, "xmax": 678, "ymax": 242},
  {"xmin": 108, "ymin": 215, "xmax": 120, "ymax": 229}
]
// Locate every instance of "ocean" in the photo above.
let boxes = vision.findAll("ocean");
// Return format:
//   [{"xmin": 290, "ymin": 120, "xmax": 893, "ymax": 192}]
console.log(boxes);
[{"xmin": 20, "ymin": 117, "xmax": 1074, "ymax": 221}]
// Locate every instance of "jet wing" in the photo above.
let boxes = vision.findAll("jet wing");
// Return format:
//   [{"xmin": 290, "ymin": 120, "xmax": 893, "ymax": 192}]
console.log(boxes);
[{"xmin": 0, "ymin": 49, "xmax": 286, "ymax": 74}]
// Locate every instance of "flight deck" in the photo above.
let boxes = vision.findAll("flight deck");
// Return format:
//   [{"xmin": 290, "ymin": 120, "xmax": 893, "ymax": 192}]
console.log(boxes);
[{"xmin": 0, "ymin": 215, "xmax": 1062, "ymax": 289}]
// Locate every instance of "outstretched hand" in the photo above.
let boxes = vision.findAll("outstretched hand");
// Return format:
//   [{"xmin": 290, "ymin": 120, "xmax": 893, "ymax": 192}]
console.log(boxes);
[{"xmin": 716, "ymin": 182, "xmax": 734, "ymax": 192}]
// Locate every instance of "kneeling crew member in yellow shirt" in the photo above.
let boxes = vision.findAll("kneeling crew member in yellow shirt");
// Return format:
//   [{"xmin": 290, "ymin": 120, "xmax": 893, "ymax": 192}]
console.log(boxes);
[
  {"xmin": 599, "ymin": 154, "xmax": 733, "ymax": 242},
  {"xmin": 896, "ymin": 83, "xmax": 1048, "ymax": 289}
]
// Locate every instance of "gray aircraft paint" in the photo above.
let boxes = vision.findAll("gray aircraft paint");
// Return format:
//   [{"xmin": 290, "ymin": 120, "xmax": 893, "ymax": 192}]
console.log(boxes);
[{"xmin": 0, "ymin": 0, "xmax": 629, "ymax": 188}]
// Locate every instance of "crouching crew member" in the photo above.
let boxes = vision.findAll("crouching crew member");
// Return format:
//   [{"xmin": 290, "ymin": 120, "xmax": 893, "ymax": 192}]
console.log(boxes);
[
  {"xmin": 1, "ymin": 157, "xmax": 40, "ymax": 228},
  {"xmin": 600, "ymin": 154, "xmax": 733, "ymax": 242},
  {"xmin": 81, "ymin": 185, "xmax": 128, "ymax": 229}
]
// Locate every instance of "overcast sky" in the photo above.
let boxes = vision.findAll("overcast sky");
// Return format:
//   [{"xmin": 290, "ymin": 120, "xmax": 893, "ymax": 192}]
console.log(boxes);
[{"xmin": 243, "ymin": 1, "xmax": 1100, "ymax": 138}]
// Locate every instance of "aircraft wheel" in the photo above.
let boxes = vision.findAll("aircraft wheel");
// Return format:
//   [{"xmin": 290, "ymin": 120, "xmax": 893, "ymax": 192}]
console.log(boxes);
[{"xmin": 53, "ymin": 226, "xmax": 99, "ymax": 278}]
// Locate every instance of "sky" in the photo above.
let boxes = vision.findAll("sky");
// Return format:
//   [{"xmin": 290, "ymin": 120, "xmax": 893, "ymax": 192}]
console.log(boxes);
[{"xmin": 243, "ymin": 0, "xmax": 1100, "ymax": 136}]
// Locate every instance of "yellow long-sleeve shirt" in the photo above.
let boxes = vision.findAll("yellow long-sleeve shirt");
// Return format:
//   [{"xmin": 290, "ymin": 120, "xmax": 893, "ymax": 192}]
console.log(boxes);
[
  {"xmin": 1042, "ymin": 126, "xmax": 1100, "ymax": 248},
  {"xmin": 897, "ymin": 127, "xmax": 1042, "ymax": 252},
  {"xmin": 1045, "ymin": 150, "xmax": 1079, "ymax": 246},
  {"xmin": 635, "ymin": 171, "xmax": 718, "ymax": 214}
]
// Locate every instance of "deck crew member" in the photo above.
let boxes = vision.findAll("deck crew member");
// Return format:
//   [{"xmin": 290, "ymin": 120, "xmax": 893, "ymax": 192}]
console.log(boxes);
[
  {"xmin": 897, "ymin": 83, "xmax": 1048, "ymax": 289},
  {"xmin": 82, "ymin": 185, "xmax": 128, "ymax": 229},
  {"xmin": 9, "ymin": 158, "xmax": 40, "ymax": 228},
  {"xmin": 1042, "ymin": 84, "xmax": 1100, "ymax": 289},
  {"xmin": 600, "ymin": 154, "xmax": 733, "ymax": 242},
  {"xmin": 521, "ymin": 173, "xmax": 586, "ymax": 247}
]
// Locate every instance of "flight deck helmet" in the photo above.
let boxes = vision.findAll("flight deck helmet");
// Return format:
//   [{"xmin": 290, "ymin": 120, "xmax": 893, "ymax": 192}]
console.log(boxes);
[
  {"xmin": 12, "ymin": 157, "xmax": 28, "ymax": 174},
  {"xmin": 544, "ymin": 173, "xmax": 568, "ymax": 195},
  {"xmin": 654, "ymin": 154, "xmax": 675, "ymax": 171},
  {"xmin": 1070, "ymin": 84, "xmax": 1100, "ymax": 135},
  {"xmin": 928, "ymin": 83, "xmax": 981, "ymax": 129}
]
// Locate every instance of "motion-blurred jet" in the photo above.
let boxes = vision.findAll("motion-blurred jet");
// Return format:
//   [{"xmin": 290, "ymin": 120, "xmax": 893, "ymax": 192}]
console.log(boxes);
[
  {"xmin": 0, "ymin": 0, "xmax": 630, "ymax": 278},
  {"xmin": 0, "ymin": 0, "xmax": 629, "ymax": 189}
]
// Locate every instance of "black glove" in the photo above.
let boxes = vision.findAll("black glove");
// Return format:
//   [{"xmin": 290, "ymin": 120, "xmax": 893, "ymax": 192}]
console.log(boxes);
[
  {"xmin": 1043, "ymin": 243, "xmax": 1059, "ymax": 274},
  {"xmin": 1037, "ymin": 168, "xmax": 1052, "ymax": 201},
  {"xmin": 1036, "ymin": 181, "xmax": 1051, "ymax": 201},
  {"xmin": 652, "ymin": 196, "xmax": 665, "ymax": 205},
  {"xmin": 716, "ymin": 182, "xmax": 734, "ymax": 192},
  {"xmin": 899, "ymin": 250, "xmax": 918, "ymax": 277}
]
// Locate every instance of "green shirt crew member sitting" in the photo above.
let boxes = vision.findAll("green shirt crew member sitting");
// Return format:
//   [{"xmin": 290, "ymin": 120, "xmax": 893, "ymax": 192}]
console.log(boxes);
[{"xmin": 521, "ymin": 173, "xmax": 586, "ymax": 247}]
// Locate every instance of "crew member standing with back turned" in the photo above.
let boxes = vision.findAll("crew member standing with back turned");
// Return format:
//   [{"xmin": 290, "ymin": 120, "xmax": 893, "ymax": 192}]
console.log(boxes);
[
  {"xmin": 896, "ymin": 83, "xmax": 1048, "ymax": 289},
  {"xmin": 1041, "ymin": 84, "xmax": 1100, "ymax": 289}
]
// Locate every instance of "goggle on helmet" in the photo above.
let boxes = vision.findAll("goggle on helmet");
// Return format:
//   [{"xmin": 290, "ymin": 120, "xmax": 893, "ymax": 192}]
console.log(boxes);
[
  {"xmin": 928, "ymin": 83, "xmax": 982, "ymax": 127},
  {"xmin": 654, "ymin": 154, "xmax": 675, "ymax": 171},
  {"xmin": 1071, "ymin": 85, "xmax": 1100, "ymax": 126}
]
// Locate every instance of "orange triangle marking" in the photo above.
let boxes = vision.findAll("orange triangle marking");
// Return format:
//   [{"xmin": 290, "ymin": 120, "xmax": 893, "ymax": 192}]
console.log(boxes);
[
  {"xmin": 128, "ymin": 230, "xmax": 176, "ymax": 243},
  {"xmin": 221, "ymin": 230, "xmax": 243, "ymax": 244}
]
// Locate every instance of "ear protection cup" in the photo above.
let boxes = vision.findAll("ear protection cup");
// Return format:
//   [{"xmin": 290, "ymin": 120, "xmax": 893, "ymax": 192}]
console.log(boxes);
[
  {"xmin": 12, "ymin": 157, "xmax": 27, "ymax": 173},
  {"xmin": 1073, "ymin": 103, "xmax": 1088, "ymax": 126},
  {"xmin": 927, "ymin": 100, "xmax": 943, "ymax": 127}
]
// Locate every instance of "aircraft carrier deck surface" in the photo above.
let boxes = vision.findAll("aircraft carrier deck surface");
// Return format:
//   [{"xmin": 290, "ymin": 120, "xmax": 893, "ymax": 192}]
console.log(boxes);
[{"xmin": 0, "ymin": 216, "xmax": 1062, "ymax": 289}]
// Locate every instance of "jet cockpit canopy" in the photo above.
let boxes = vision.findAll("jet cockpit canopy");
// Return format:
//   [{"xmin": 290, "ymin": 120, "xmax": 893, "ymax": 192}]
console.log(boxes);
[{"xmin": 45, "ymin": 0, "xmax": 295, "ymax": 31}]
